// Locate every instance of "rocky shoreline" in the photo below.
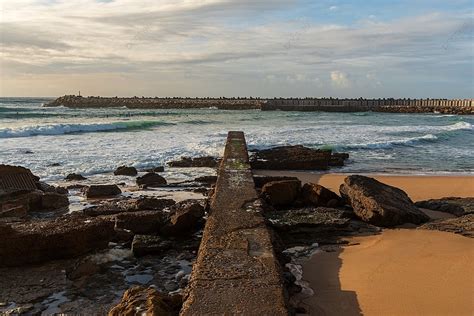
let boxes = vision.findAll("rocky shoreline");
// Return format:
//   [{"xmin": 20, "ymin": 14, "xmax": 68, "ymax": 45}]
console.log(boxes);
[
  {"xmin": 0, "ymin": 145, "xmax": 472, "ymax": 314},
  {"xmin": 45, "ymin": 95, "xmax": 473, "ymax": 114}
]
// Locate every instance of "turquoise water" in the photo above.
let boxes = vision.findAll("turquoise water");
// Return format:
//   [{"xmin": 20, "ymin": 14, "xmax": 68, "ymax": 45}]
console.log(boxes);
[{"xmin": 0, "ymin": 97, "xmax": 473, "ymax": 180}]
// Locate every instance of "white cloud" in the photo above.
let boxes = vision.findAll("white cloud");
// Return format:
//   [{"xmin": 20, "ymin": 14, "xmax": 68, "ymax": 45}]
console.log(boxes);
[
  {"xmin": 330, "ymin": 71, "xmax": 350, "ymax": 88},
  {"xmin": 329, "ymin": 6, "xmax": 338, "ymax": 11}
]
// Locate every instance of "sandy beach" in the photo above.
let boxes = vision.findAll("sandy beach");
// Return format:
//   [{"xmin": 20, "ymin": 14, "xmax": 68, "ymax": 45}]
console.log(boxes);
[
  {"xmin": 254, "ymin": 171, "xmax": 474, "ymax": 201},
  {"xmin": 255, "ymin": 171, "xmax": 474, "ymax": 315}
]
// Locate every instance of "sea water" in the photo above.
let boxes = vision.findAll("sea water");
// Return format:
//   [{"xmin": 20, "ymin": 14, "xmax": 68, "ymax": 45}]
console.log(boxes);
[{"xmin": 1, "ymin": 97, "xmax": 473, "ymax": 181}]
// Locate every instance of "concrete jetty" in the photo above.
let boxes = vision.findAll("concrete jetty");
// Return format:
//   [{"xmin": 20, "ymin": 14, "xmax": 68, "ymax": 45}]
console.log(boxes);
[{"xmin": 180, "ymin": 131, "xmax": 288, "ymax": 315}]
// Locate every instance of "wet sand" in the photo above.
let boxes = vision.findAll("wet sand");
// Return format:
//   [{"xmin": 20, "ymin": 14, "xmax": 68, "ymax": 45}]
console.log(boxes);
[
  {"xmin": 254, "ymin": 171, "xmax": 474, "ymax": 201},
  {"xmin": 301, "ymin": 229, "xmax": 474, "ymax": 316}
]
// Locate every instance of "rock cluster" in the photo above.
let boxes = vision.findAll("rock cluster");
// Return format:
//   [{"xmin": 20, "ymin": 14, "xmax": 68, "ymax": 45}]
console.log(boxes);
[
  {"xmin": 250, "ymin": 145, "xmax": 349, "ymax": 170},
  {"xmin": 114, "ymin": 166, "xmax": 138, "ymax": 176},
  {"xmin": 168, "ymin": 156, "xmax": 219, "ymax": 168}
]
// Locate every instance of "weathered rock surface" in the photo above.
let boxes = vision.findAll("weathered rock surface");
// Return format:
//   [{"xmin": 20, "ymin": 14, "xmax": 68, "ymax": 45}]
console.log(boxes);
[
  {"xmin": 115, "ymin": 211, "xmax": 167, "ymax": 234},
  {"xmin": 193, "ymin": 176, "xmax": 217, "ymax": 186},
  {"xmin": 418, "ymin": 214, "xmax": 474, "ymax": 238},
  {"xmin": 85, "ymin": 184, "xmax": 121, "ymax": 198},
  {"xmin": 415, "ymin": 197, "xmax": 474, "ymax": 217},
  {"xmin": 144, "ymin": 166, "xmax": 165, "ymax": 173},
  {"xmin": 136, "ymin": 172, "xmax": 167, "ymax": 188},
  {"xmin": 249, "ymin": 145, "xmax": 349, "ymax": 170},
  {"xmin": 84, "ymin": 197, "xmax": 175, "ymax": 216},
  {"xmin": 261, "ymin": 180, "xmax": 301, "ymax": 207},
  {"xmin": 40, "ymin": 192, "xmax": 69, "ymax": 211},
  {"xmin": 0, "ymin": 215, "xmax": 115, "ymax": 266},
  {"xmin": 114, "ymin": 166, "xmax": 138, "ymax": 176},
  {"xmin": 161, "ymin": 200, "xmax": 205, "ymax": 236},
  {"xmin": 108, "ymin": 286, "xmax": 182, "ymax": 316},
  {"xmin": 132, "ymin": 235, "xmax": 173, "ymax": 257},
  {"xmin": 65, "ymin": 173, "xmax": 87, "ymax": 181},
  {"xmin": 340, "ymin": 175, "xmax": 430, "ymax": 227},
  {"xmin": 300, "ymin": 183, "xmax": 341, "ymax": 207},
  {"xmin": 167, "ymin": 156, "xmax": 218, "ymax": 168}
]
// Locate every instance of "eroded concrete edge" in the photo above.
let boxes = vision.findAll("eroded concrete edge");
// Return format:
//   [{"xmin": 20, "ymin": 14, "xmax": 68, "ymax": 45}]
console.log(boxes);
[{"xmin": 180, "ymin": 131, "xmax": 288, "ymax": 315}]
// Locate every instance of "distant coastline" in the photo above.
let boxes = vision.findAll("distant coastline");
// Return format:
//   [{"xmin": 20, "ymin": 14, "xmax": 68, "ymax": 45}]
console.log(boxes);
[{"xmin": 45, "ymin": 95, "xmax": 473, "ymax": 114}]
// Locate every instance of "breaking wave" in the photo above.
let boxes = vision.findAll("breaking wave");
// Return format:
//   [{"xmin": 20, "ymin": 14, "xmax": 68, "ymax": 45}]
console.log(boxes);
[{"xmin": 0, "ymin": 120, "xmax": 174, "ymax": 138}]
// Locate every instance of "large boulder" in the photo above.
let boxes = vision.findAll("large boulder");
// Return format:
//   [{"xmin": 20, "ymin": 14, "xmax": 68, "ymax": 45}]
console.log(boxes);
[
  {"xmin": 114, "ymin": 166, "xmax": 138, "ymax": 176},
  {"xmin": 253, "ymin": 175, "xmax": 300, "ymax": 189},
  {"xmin": 136, "ymin": 173, "xmax": 167, "ymax": 188},
  {"xmin": 261, "ymin": 180, "xmax": 301, "ymax": 207},
  {"xmin": 167, "ymin": 156, "xmax": 218, "ymax": 168},
  {"xmin": 84, "ymin": 184, "xmax": 121, "ymax": 198},
  {"xmin": 415, "ymin": 197, "xmax": 474, "ymax": 217},
  {"xmin": 249, "ymin": 146, "xmax": 349, "ymax": 170},
  {"xmin": 40, "ymin": 192, "xmax": 69, "ymax": 211},
  {"xmin": 131, "ymin": 235, "xmax": 173, "ymax": 257},
  {"xmin": 300, "ymin": 183, "xmax": 341, "ymax": 207},
  {"xmin": 108, "ymin": 286, "xmax": 182, "ymax": 316},
  {"xmin": 0, "ymin": 215, "xmax": 115, "ymax": 267},
  {"xmin": 161, "ymin": 200, "xmax": 205, "ymax": 236},
  {"xmin": 340, "ymin": 175, "xmax": 430, "ymax": 227}
]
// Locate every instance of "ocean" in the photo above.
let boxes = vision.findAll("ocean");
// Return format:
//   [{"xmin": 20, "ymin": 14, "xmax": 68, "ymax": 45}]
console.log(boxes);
[{"xmin": 1, "ymin": 97, "xmax": 473, "ymax": 181}]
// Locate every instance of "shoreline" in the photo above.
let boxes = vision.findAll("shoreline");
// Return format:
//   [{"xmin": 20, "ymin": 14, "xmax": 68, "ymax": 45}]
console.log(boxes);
[{"xmin": 254, "ymin": 170, "xmax": 474, "ymax": 201}]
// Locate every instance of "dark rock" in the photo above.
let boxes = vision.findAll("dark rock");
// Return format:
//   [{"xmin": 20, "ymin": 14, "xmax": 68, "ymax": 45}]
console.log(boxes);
[
  {"xmin": 48, "ymin": 162, "xmax": 61, "ymax": 167},
  {"xmin": 144, "ymin": 166, "xmax": 165, "ymax": 173},
  {"xmin": 114, "ymin": 166, "xmax": 138, "ymax": 176},
  {"xmin": 65, "ymin": 173, "xmax": 87, "ymax": 181},
  {"xmin": 66, "ymin": 257, "xmax": 101, "ymax": 280},
  {"xmin": 415, "ymin": 197, "xmax": 474, "ymax": 217},
  {"xmin": 168, "ymin": 156, "xmax": 219, "ymax": 168},
  {"xmin": 161, "ymin": 200, "xmax": 205, "ymax": 236},
  {"xmin": 253, "ymin": 175, "xmax": 300, "ymax": 189},
  {"xmin": 56, "ymin": 186, "xmax": 69, "ymax": 195},
  {"xmin": 300, "ymin": 183, "xmax": 341, "ymax": 207},
  {"xmin": 418, "ymin": 214, "xmax": 473, "ymax": 238},
  {"xmin": 329, "ymin": 153, "xmax": 350, "ymax": 167},
  {"xmin": 84, "ymin": 185, "xmax": 121, "ymax": 198},
  {"xmin": 40, "ymin": 192, "xmax": 69, "ymax": 211},
  {"xmin": 84, "ymin": 197, "xmax": 175, "ymax": 216},
  {"xmin": 250, "ymin": 146, "xmax": 333, "ymax": 170},
  {"xmin": 108, "ymin": 286, "xmax": 182, "ymax": 316},
  {"xmin": 0, "ymin": 202, "xmax": 28, "ymax": 218},
  {"xmin": 340, "ymin": 175, "xmax": 429, "ymax": 227},
  {"xmin": 136, "ymin": 173, "xmax": 167, "ymax": 188},
  {"xmin": 194, "ymin": 176, "xmax": 217, "ymax": 186},
  {"xmin": 132, "ymin": 235, "xmax": 173, "ymax": 257},
  {"xmin": 115, "ymin": 211, "xmax": 167, "ymax": 234},
  {"xmin": 261, "ymin": 180, "xmax": 301, "ymax": 207},
  {"xmin": 0, "ymin": 165, "xmax": 38, "ymax": 193},
  {"xmin": 0, "ymin": 215, "xmax": 115, "ymax": 267}
]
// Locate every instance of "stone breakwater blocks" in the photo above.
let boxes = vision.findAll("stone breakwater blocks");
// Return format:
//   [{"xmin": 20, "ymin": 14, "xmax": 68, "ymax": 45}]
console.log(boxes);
[{"xmin": 180, "ymin": 131, "xmax": 288, "ymax": 315}]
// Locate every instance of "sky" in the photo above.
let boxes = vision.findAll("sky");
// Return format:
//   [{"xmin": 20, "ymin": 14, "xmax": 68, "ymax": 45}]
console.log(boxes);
[{"xmin": 0, "ymin": 0, "xmax": 473, "ymax": 98}]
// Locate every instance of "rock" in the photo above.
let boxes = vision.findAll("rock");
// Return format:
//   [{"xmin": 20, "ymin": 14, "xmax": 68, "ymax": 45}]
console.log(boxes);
[
  {"xmin": 253, "ymin": 175, "xmax": 300, "ymax": 189},
  {"xmin": 40, "ymin": 192, "xmax": 69, "ymax": 211},
  {"xmin": 418, "ymin": 214, "xmax": 473, "ymax": 238},
  {"xmin": 136, "ymin": 173, "xmax": 167, "ymax": 188},
  {"xmin": 0, "ymin": 215, "xmax": 115, "ymax": 267},
  {"xmin": 132, "ymin": 235, "xmax": 173, "ymax": 257},
  {"xmin": 329, "ymin": 153, "xmax": 350, "ymax": 167},
  {"xmin": 161, "ymin": 200, "xmax": 205, "ymax": 236},
  {"xmin": 340, "ymin": 175, "xmax": 430, "ymax": 227},
  {"xmin": 168, "ymin": 156, "xmax": 218, "ymax": 168},
  {"xmin": 193, "ymin": 176, "xmax": 217, "ymax": 186},
  {"xmin": 114, "ymin": 166, "xmax": 138, "ymax": 176},
  {"xmin": 84, "ymin": 184, "xmax": 121, "ymax": 198},
  {"xmin": 415, "ymin": 197, "xmax": 474, "ymax": 217},
  {"xmin": 0, "ymin": 203, "xmax": 28, "ymax": 218},
  {"xmin": 115, "ymin": 211, "xmax": 167, "ymax": 234},
  {"xmin": 145, "ymin": 166, "xmax": 165, "ymax": 173},
  {"xmin": 66, "ymin": 258, "xmax": 101, "ymax": 280},
  {"xmin": 108, "ymin": 286, "xmax": 182, "ymax": 316},
  {"xmin": 0, "ymin": 165, "xmax": 38, "ymax": 193},
  {"xmin": 300, "ymin": 183, "xmax": 342, "ymax": 207},
  {"xmin": 84, "ymin": 197, "xmax": 175, "ymax": 216},
  {"xmin": 249, "ymin": 146, "xmax": 348, "ymax": 170},
  {"xmin": 65, "ymin": 173, "xmax": 87, "ymax": 181},
  {"xmin": 261, "ymin": 180, "xmax": 301, "ymax": 207}
]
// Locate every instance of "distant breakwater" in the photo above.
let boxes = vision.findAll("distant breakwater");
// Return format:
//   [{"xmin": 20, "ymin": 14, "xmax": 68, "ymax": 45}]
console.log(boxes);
[{"xmin": 46, "ymin": 95, "xmax": 473, "ymax": 114}]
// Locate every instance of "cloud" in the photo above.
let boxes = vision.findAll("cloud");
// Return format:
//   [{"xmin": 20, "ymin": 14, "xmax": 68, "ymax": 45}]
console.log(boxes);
[
  {"xmin": 330, "ymin": 71, "xmax": 350, "ymax": 88},
  {"xmin": 0, "ymin": 0, "xmax": 473, "ymax": 97},
  {"xmin": 329, "ymin": 6, "xmax": 338, "ymax": 11}
]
